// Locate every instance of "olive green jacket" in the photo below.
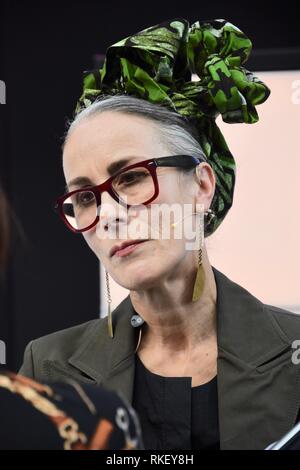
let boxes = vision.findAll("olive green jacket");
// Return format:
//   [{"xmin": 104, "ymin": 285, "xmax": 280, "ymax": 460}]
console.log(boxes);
[{"xmin": 19, "ymin": 266, "xmax": 300, "ymax": 450}]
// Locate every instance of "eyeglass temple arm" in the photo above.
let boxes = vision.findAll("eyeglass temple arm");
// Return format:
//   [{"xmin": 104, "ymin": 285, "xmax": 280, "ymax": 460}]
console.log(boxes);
[{"xmin": 154, "ymin": 155, "xmax": 202, "ymax": 168}]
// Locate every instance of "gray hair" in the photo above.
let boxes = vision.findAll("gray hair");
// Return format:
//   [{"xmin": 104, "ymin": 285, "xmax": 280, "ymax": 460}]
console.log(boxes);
[{"xmin": 61, "ymin": 94, "xmax": 207, "ymax": 167}]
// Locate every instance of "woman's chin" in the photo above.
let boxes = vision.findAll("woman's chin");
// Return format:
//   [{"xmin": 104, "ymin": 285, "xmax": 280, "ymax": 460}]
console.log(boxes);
[{"xmin": 114, "ymin": 264, "xmax": 163, "ymax": 291}]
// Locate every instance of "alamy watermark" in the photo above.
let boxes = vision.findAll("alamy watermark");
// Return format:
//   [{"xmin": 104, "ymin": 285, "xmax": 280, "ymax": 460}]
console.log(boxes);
[
  {"xmin": 0, "ymin": 340, "xmax": 6, "ymax": 365},
  {"xmin": 0, "ymin": 80, "xmax": 6, "ymax": 104},
  {"xmin": 292, "ymin": 340, "xmax": 300, "ymax": 364},
  {"xmin": 95, "ymin": 202, "xmax": 205, "ymax": 251},
  {"xmin": 291, "ymin": 80, "xmax": 300, "ymax": 105}
]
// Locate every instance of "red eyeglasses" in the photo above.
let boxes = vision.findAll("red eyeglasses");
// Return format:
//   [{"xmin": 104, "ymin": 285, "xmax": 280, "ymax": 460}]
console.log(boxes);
[{"xmin": 54, "ymin": 155, "xmax": 202, "ymax": 233}]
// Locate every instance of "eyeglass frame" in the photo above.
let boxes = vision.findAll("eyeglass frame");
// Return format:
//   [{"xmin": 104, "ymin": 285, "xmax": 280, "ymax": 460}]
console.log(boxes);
[{"xmin": 54, "ymin": 155, "xmax": 204, "ymax": 233}]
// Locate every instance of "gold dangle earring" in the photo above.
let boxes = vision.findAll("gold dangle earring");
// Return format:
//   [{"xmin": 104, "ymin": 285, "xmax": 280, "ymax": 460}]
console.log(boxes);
[
  {"xmin": 105, "ymin": 270, "xmax": 114, "ymax": 338},
  {"xmin": 192, "ymin": 210, "xmax": 205, "ymax": 302},
  {"xmin": 192, "ymin": 208, "xmax": 215, "ymax": 302}
]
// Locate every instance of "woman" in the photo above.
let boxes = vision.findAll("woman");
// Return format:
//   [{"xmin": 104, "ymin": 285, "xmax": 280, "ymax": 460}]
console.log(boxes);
[{"xmin": 20, "ymin": 18, "xmax": 300, "ymax": 450}]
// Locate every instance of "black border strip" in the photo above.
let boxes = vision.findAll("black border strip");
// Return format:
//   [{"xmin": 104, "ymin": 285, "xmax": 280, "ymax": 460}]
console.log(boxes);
[{"xmin": 248, "ymin": 48, "xmax": 300, "ymax": 71}]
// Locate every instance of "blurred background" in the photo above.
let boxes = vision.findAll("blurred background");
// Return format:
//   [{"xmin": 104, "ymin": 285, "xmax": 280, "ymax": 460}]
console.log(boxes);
[{"xmin": 0, "ymin": 0, "xmax": 299, "ymax": 371}]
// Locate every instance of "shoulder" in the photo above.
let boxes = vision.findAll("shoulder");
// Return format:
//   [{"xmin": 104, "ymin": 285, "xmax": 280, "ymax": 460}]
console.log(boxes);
[
  {"xmin": 263, "ymin": 303, "xmax": 300, "ymax": 341},
  {"xmin": 19, "ymin": 295, "xmax": 134, "ymax": 382},
  {"xmin": 214, "ymin": 265, "xmax": 300, "ymax": 326},
  {"xmin": 19, "ymin": 317, "xmax": 108, "ymax": 381},
  {"xmin": 212, "ymin": 266, "xmax": 300, "ymax": 358},
  {"xmin": 29, "ymin": 317, "xmax": 106, "ymax": 362},
  {"xmin": 29, "ymin": 295, "xmax": 133, "ymax": 359}
]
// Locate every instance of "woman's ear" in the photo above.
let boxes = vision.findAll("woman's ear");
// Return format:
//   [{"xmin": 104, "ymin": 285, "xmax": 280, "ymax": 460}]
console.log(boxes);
[
  {"xmin": 195, "ymin": 164, "xmax": 202, "ymax": 185},
  {"xmin": 194, "ymin": 162, "xmax": 216, "ymax": 209}
]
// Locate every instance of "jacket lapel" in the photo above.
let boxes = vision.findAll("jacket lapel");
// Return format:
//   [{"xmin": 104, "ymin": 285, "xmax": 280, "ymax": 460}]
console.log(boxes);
[
  {"xmin": 67, "ymin": 295, "xmax": 139, "ymax": 404},
  {"xmin": 54, "ymin": 266, "xmax": 300, "ymax": 449}
]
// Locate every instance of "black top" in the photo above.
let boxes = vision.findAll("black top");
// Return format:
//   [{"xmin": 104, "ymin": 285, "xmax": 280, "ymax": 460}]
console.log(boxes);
[{"xmin": 132, "ymin": 354, "xmax": 220, "ymax": 450}]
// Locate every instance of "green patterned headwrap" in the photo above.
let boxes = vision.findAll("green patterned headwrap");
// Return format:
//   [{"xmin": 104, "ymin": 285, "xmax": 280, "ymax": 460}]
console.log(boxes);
[{"xmin": 75, "ymin": 18, "xmax": 271, "ymax": 236}]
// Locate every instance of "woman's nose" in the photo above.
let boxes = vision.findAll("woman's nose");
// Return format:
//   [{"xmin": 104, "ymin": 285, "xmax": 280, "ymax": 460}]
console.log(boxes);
[{"xmin": 97, "ymin": 191, "xmax": 128, "ymax": 231}]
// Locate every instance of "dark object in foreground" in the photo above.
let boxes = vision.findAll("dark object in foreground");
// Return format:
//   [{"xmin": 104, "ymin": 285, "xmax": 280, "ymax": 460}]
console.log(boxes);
[{"xmin": 0, "ymin": 372, "xmax": 143, "ymax": 450}]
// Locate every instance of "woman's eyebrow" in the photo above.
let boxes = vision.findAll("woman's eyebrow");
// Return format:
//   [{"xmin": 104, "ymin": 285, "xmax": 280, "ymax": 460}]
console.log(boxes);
[
  {"xmin": 66, "ymin": 176, "xmax": 94, "ymax": 192},
  {"xmin": 106, "ymin": 157, "xmax": 134, "ymax": 176},
  {"xmin": 66, "ymin": 157, "xmax": 136, "ymax": 192}
]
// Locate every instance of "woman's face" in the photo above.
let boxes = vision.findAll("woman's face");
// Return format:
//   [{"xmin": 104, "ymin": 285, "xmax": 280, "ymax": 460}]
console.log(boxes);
[{"xmin": 63, "ymin": 111, "xmax": 215, "ymax": 291}]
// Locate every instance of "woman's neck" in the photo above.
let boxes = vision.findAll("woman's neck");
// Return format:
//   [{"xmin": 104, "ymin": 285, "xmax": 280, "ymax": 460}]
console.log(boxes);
[{"xmin": 129, "ymin": 247, "xmax": 217, "ymax": 353}]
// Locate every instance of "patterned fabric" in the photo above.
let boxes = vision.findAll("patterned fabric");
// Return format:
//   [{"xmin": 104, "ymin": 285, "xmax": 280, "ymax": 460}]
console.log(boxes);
[
  {"xmin": 75, "ymin": 18, "xmax": 270, "ymax": 236},
  {"xmin": 0, "ymin": 372, "xmax": 143, "ymax": 450}
]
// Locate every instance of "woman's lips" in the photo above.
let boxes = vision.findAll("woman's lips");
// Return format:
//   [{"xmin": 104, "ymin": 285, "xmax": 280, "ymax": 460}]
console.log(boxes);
[{"xmin": 114, "ymin": 240, "xmax": 148, "ymax": 258}]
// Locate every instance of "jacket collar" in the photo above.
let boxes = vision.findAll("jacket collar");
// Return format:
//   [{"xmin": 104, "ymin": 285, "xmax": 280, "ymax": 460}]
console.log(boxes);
[
  {"xmin": 67, "ymin": 294, "xmax": 138, "ymax": 385},
  {"xmin": 66, "ymin": 266, "xmax": 300, "ymax": 449}
]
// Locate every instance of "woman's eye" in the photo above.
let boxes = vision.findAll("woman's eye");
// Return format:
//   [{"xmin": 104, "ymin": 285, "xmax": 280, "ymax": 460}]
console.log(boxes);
[
  {"xmin": 76, "ymin": 192, "xmax": 95, "ymax": 206},
  {"xmin": 119, "ymin": 171, "xmax": 147, "ymax": 185}
]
